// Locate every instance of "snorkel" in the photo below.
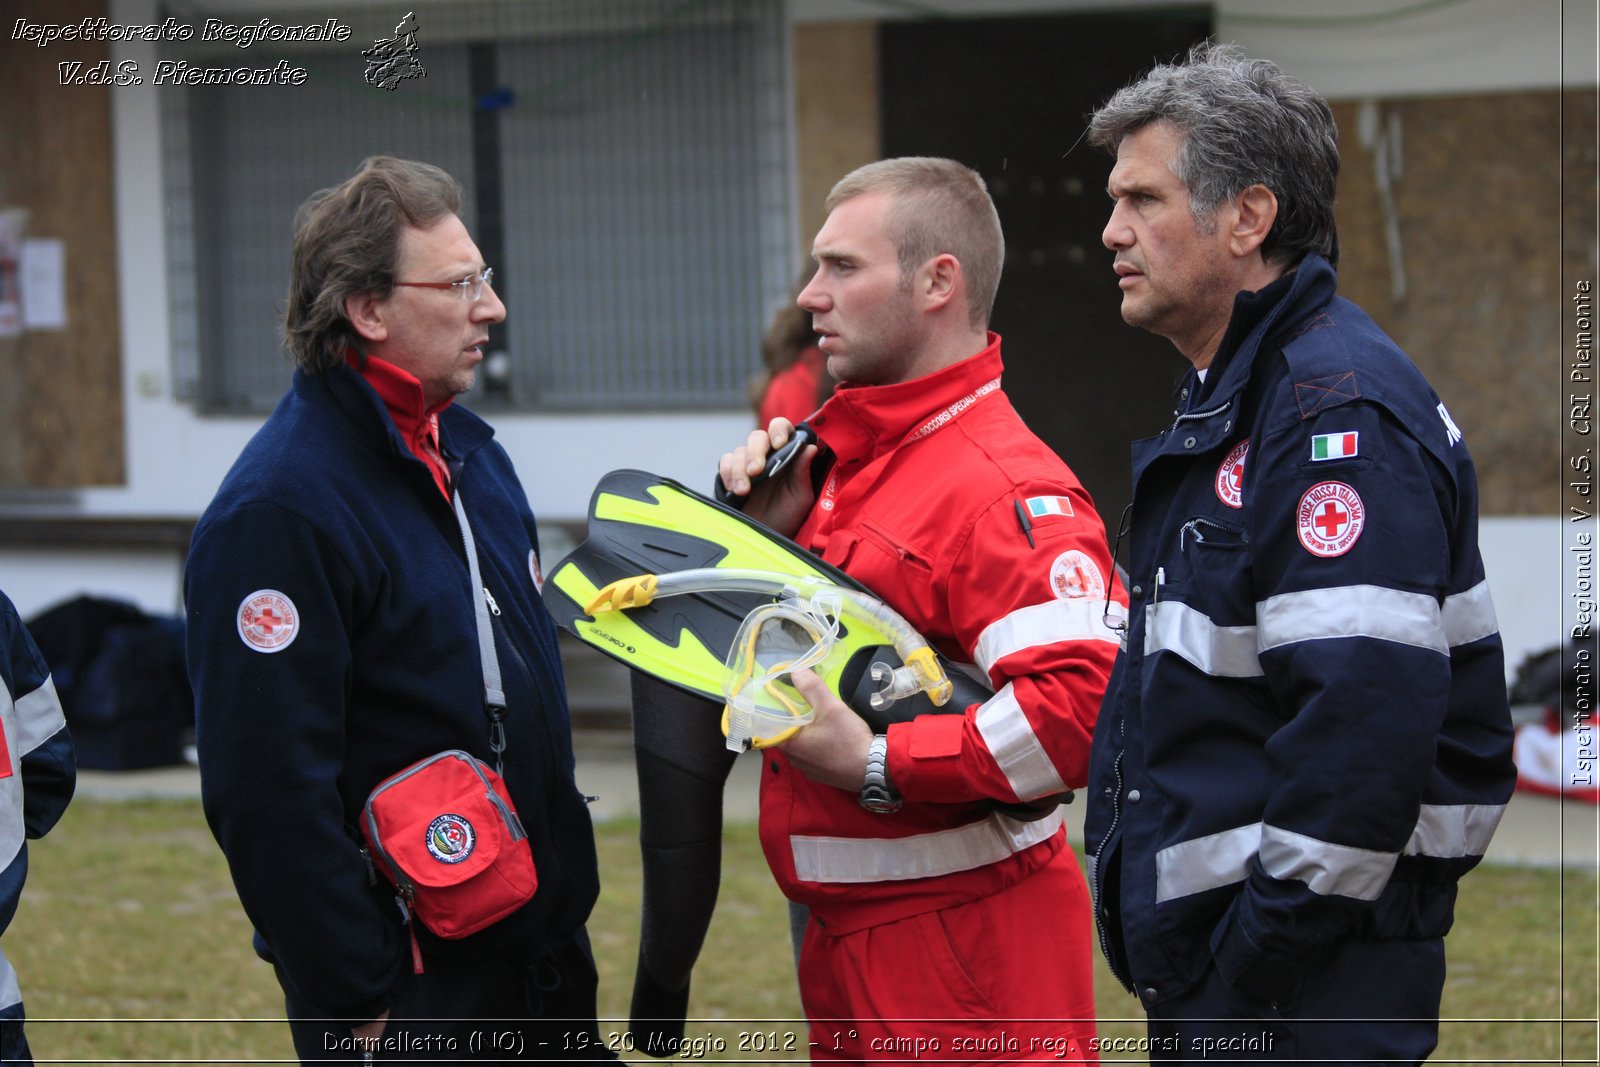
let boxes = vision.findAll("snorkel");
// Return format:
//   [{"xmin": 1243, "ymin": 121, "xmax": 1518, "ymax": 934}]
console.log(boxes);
[{"xmin": 587, "ymin": 568, "xmax": 953, "ymax": 750}]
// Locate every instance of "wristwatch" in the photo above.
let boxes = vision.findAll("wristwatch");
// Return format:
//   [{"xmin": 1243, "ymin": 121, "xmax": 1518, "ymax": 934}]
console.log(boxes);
[{"xmin": 859, "ymin": 734, "xmax": 903, "ymax": 814}]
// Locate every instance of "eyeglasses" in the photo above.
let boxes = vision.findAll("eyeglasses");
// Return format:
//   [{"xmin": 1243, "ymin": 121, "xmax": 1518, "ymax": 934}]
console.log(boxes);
[
  {"xmin": 394, "ymin": 267, "xmax": 494, "ymax": 302},
  {"xmin": 1103, "ymin": 502, "xmax": 1133, "ymax": 638}
]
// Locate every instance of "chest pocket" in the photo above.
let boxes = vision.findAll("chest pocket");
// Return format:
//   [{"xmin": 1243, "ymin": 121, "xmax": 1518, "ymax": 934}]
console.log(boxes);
[
  {"xmin": 833, "ymin": 520, "xmax": 936, "ymax": 628},
  {"xmin": 1156, "ymin": 509, "xmax": 1254, "ymax": 627}
]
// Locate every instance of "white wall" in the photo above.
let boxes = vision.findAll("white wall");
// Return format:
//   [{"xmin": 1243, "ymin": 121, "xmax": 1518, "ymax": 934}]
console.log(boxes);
[
  {"xmin": 1482, "ymin": 516, "xmax": 1568, "ymax": 680},
  {"xmin": 1, "ymin": 548, "xmax": 183, "ymax": 622}
]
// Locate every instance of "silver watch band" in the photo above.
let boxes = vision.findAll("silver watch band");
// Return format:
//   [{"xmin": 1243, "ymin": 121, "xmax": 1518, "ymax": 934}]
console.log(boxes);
[{"xmin": 859, "ymin": 734, "xmax": 902, "ymax": 813}]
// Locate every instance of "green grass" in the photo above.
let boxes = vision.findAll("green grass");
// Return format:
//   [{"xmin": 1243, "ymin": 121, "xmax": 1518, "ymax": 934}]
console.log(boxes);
[{"xmin": 6, "ymin": 798, "xmax": 1597, "ymax": 1063}]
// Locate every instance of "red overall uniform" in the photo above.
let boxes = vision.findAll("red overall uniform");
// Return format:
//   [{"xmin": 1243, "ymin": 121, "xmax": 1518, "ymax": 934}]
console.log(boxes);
[{"xmin": 762, "ymin": 336, "xmax": 1124, "ymax": 1062}]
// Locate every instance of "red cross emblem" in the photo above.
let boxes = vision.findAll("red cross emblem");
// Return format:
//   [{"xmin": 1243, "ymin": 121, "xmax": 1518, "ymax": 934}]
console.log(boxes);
[
  {"xmin": 1050, "ymin": 549, "xmax": 1106, "ymax": 600},
  {"xmin": 237, "ymin": 590, "xmax": 300, "ymax": 653},
  {"xmin": 1313, "ymin": 501, "xmax": 1350, "ymax": 538},
  {"xmin": 1296, "ymin": 482, "xmax": 1365, "ymax": 557},
  {"xmin": 1215, "ymin": 439, "xmax": 1249, "ymax": 509}
]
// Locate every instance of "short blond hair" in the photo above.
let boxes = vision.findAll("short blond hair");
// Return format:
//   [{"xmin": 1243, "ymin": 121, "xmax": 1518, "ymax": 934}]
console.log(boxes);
[{"xmin": 826, "ymin": 157, "xmax": 1003, "ymax": 330}]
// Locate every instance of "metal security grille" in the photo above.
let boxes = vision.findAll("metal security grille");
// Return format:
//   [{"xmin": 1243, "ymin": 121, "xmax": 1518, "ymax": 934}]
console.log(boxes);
[{"xmin": 161, "ymin": 0, "xmax": 792, "ymax": 414}]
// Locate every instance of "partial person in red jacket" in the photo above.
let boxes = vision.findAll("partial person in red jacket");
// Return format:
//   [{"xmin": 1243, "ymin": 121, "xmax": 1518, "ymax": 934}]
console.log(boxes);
[
  {"xmin": 720, "ymin": 157, "xmax": 1126, "ymax": 1063},
  {"xmin": 750, "ymin": 288, "xmax": 833, "ymax": 428}
]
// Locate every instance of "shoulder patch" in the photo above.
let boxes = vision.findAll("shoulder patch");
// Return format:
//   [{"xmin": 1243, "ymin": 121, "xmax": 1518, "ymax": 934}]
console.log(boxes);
[
  {"xmin": 1294, "ymin": 371, "xmax": 1360, "ymax": 420},
  {"xmin": 1049, "ymin": 550, "xmax": 1106, "ymax": 601},
  {"xmin": 1025, "ymin": 495, "xmax": 1075, "ymax": 519},
  {"xmin": 1215, "ymin": 439, "xmax": 1249, "ymax": 508},
  {"xmin": 1310, "ymin": 431, "xmax": 1359, "ymax": 462},
  {"xmin": 237, "ymin": 590, "xmax": 299, "ymax": 653},
  {"xmin": 529, "ymin": 548, "xmax": 544, "ymax": 593},
  {"xmin": 1295, "ymin": 481, "xmax": 1365, "ymax": 557}
]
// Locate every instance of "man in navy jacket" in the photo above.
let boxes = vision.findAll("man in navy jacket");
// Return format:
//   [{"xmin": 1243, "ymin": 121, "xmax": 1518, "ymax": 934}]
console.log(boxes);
[
  {"xmin": 186, "ymin": 157, "xmax": 611, "ymax": 1062},
  {"xmin": 0, "ymin": 592, "xmax": 75, "ymax": 1066},
  {"xmin": 1084, "ymin": 43, "xmax": 1516, "ymax": 1063}
]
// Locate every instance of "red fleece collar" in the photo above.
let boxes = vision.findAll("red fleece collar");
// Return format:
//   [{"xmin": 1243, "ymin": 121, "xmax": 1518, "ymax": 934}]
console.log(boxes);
[{"xmin": 347, "ymin": 352, "xmax": 453, "ymax": 500}]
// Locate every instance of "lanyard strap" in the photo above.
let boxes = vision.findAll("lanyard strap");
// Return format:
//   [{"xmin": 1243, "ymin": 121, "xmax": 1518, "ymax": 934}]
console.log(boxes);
[{"xmin": 452, "ymin": 487, "xmax": 509, "ymax": 773}]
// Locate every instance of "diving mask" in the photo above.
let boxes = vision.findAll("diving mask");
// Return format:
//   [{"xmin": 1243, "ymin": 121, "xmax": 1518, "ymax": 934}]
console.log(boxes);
[{"xmin": 720, "ymin": 591, "xmax": 842, "ymax": 752}]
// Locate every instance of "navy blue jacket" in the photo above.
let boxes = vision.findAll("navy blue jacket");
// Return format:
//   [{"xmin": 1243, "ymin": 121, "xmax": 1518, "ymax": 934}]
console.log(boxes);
[
  {"xmin": 0, "ymin": 592, "xmax": 76, "ymax": 1016},
  {"xmin": 186, "ymin": 364, "xmax": 599, "ymax": 1021},
  {"xmin": 1084, "ymin": 256, "xmax": 1516, "ymax": 1010}
]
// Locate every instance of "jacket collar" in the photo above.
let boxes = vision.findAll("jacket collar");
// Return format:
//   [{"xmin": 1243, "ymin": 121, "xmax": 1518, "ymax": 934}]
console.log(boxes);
[
  {"xmin": 351, "ymin": 352, "xmax": 455, "ymax": 445},
  {"xmin": 300, "ymin": 358, "xmax": 495, "ymax": 462},
  {"xmin": 811, "ymin": 332, "xmax": 1005, "ymax": 463},
  {"xmin": 1188, "ymin": 254, "xmax": 1338, "ymax": 413}
]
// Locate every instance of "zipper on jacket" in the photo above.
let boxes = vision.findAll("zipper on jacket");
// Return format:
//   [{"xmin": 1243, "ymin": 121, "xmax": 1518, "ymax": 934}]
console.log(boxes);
[
  {"xmin": 1166, "ymin": 399, "xmax": 1232, "ymax": 435},
  {"xmin": 1180, "ymin": 517, "xmax": 1249, "ymax": 553},
  {"xmin": 480, "ymin": 573, "xmax": 573, "ymax": 782},
  {"xmin": 1093, "ymin": 739, "xmax": 1134, "ymax": 991}
]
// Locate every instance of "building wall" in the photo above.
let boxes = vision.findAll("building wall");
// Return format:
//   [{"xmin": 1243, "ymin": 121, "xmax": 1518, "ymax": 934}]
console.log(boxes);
[
  {"xmin": 0, "ymin": 0, "xmax": 125, "ymax": 489},
  {"xmin": 1332, "ymin": 91, "xmax": 1596, "ymax": 517},
  {"xmin": 792, "ymin": 21, "xmax": 880, "ymax": 266}
]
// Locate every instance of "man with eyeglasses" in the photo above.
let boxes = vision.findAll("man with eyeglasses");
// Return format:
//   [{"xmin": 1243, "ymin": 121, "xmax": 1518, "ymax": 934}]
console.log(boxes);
[{"xmin": 186, "ymin": 156, "xmax": 615, "ymax": 1063}]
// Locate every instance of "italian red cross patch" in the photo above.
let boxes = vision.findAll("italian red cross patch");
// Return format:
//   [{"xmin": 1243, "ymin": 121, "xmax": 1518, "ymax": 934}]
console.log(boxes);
[
  {"xmin": 1049, "ymin": 549, "xmax": 1106, "ymax": 600},
  {"xmin": 237, "ymin": 589, "xmax": 300, "ymax": 653},
  {"xmin": 1296, "ymin": 481, "xmax": 1365, "ymax": 557},
  {"xmin": 1215, "ymin": 439, "xmax": 1249, "ymax": 509}
]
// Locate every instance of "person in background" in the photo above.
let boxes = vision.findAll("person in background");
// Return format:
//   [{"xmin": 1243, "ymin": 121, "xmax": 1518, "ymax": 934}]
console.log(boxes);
[
  {"xmin": 751, "ymin": 283, "xmax": 833, "ymax": 427},
  {"xmin": 0, "ymin": 590, "xmax": 76, "ymax": 1067},
  {"xmin": 1083, "ymin": 42, "xmax": 1516, "ymax": 1063},
  {"xmin": 720, "ymin": 156, "xmax": 1123, "ymax": 1063},
  {"xmin": 185, "ymin": 156, "xmax": 613, "ymax": 1063}
]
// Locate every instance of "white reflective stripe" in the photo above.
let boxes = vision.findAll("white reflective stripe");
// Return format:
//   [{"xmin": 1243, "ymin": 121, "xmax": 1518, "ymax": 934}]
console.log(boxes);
[
  {"xmin": 1144, "ymin": 602, "xmax": 1263, "ymax": 677},
  {"xmin": 0, "ymin": 693, "xmax": 24, "ymax": 871},
  {"xmin": 1154, "ymin": 805, "xmax": 1500, "ymax": 904},
  {"xmin": 1146, "ymin": 582, "xmax": 1493, "ymax": 681},
  {"xmin": 1259, "ymin": 824, "xmax": 1396, "ymax": 901},
  {"xmin": 1258, "ymin": 585, "xmax": 1448, "ymax": 657},
  {"xmin": 15, "ymin": 676, "xmax": 65, "ymax": 755},
  {"xmin": 0, "ymin": 947, "xmax": 18, "ymax": 1013},
  {"xmin": 1441, "ymin": 580, "xmax": 1500, "ymax": 648},
  {"xmin": 974, "ymin": 682, "xmax": 1068, "ymax": 800},
  {"xmin": 790, "ymin": 809, "xmax": 1063, "ymax": 884},
  {"xmin": 1155, "ymin": 823, "xmax": 1261, "ymax": 903},
  {"xmin": 1404, "ymin": 803, "xmax": 1505, "ymax": 858},
  {"xmin": 973, "ymin": 598, "xmax": 1120, "ymax": 677}
]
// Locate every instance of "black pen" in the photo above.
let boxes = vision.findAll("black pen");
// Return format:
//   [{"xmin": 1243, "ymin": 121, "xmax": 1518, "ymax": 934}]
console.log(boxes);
[{"xmin": 1014, "ymin": 498, "xmax": 1035, "ymax": 548}]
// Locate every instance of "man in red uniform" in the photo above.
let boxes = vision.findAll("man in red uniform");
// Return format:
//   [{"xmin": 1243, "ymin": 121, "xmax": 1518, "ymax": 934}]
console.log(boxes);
[{"xmin": 720, "ymin": 157, "xmax": 1125, "ymax": 1063}]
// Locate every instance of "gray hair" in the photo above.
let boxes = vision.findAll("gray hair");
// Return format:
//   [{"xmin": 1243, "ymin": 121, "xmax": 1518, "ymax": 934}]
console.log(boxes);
[
  {"xmin": 284, "ymin": 156, "xmax": 464, "ymax": 373},
  {"xmin": 1088, "ymin": 41, "xmax": 1339, "ymax": 267},
  {"xmin": 826, "ymin": 157, "xmax": 1004, "ymax": 330}
]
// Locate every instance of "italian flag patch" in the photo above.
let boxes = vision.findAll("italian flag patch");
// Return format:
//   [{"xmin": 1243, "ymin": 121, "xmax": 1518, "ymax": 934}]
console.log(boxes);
[
  {"xmin": 1025, "ymin": 495, "xmax": 1075, "ymax": 519},
  {"xmin": 1311, "ymin": 431, "xmax": 1359, "ymax": 461}
]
